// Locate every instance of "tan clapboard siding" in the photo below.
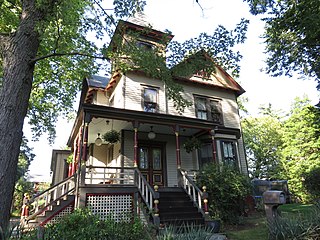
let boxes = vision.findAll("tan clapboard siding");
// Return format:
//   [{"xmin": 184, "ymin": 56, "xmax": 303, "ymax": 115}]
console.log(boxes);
[
  {"xmin": 112, "ymin": 76, "xmax": 125, "ymax": 108},
  {"xmin": 122, "ymin": 72, "xmax": 166, "ymax": 113},
  {"xmin": 123, "ymin": 131, "xmax": 135, "ymax": 167},
  {"xmin": 95, "ymin": 91, "xmax": 109, "ymax": 106},
  {"xmin": 167, "ymin": 83, "xmax": 241, "ymax": 129}
]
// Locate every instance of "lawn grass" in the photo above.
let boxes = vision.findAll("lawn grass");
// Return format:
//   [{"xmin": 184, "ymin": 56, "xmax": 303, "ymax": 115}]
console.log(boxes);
[{"xmin": 224, "ymin": 203, "xmax": 314, "ymax": 240}]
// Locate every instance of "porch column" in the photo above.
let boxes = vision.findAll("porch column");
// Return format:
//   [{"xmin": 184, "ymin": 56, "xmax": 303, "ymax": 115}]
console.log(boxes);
[
  {"xmin": 82, "ymin": 122, "xmax": 89, "ymax": 162},
  {"xmin": 174, "ymin": 125, "xmax": 181, "ymax": 169},
  {"xmin": 210, "ymin": 129, "xmax": 217, "ymax": 164},
  {"xmin": 133, "ymin": 121, "xmax": 139, "ymax": 167}
]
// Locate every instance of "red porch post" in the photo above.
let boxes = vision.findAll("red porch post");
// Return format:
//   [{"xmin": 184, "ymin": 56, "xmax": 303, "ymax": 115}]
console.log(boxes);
[
  {"xmin": 133, "ymin": 121, "xmax": 139, "ymax": 167},
  {"xmin": 82, "ymin": 122, "xmax": 89, "ymax": 162},
  {"xmin": 210, "ymin": 129, "xmax": 217, "ymax": 164},
  {"xmin": 174, "ymin": 125, "xmax": 181, "ymax": 169}
]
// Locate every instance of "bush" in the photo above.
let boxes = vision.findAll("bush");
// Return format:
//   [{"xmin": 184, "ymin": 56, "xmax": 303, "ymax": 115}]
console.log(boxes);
[
  {"xmin": 19, "ymin": 208, "xmax": 153, "ymax": 240},
  {"xmin": 197, "ymin": 164, "xmax": 251, "ymax": 224},
  {"xmin": 268, "ymin": 203, "xmax": 320, "ymax": 240},
  {"xmin": 303, "ymin": 167, "xmax": 320, "ymax": 201}
]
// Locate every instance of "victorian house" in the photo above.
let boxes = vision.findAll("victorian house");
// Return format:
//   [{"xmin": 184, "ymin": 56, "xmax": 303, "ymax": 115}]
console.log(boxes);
[{"xmin": 27, "ymin": 16, "xmax": 247, "ymax": 228}]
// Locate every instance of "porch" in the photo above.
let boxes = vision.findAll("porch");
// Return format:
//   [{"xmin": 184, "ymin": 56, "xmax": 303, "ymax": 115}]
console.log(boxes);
[{"xmin": 26, "ymin": 166, "xmax": 209, "ymax": 228}]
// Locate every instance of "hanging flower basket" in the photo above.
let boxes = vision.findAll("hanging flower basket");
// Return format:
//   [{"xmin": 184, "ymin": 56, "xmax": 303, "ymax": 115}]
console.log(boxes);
[
  {"xmin": 103, "ymin": 130, "xmax": 120, "ymax": 144},
  {"xmin": 183, "ymin": 136, "xmax": 202, "ymax": 153}
]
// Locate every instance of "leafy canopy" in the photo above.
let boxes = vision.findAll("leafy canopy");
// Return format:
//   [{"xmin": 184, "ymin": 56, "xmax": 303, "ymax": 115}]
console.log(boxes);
[{"xmin": 244, "ymin": 0, "xmax": 320, "ymax": 88}]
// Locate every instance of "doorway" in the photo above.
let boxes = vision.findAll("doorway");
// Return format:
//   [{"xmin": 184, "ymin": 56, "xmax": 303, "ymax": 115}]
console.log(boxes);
[{"xmin": 138, "ymin": 143, "xmax": 165, "ymax": 186}]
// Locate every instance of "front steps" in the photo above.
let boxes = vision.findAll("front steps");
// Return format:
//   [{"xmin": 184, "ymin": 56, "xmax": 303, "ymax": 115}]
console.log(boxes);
[
  {"xmin": 26, "ymin": 195, "xmax": 75, "ymax": 228},
  {"xmin": 158, "ymin": 187, "xmax": 205, "ymax": 226}
]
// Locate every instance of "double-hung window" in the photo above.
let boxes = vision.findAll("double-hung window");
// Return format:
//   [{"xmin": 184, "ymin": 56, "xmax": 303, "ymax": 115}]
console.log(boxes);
[
  {"xmin": 194, "ymin": 96, "xmax": 223, "ymax": 124},
  {"xmin": 221, "ymin": 140, "xmax": 238, "ymax": 169},
  {"xmin": 143, "ymin": 87, "xmax": 158, "ymax": 113}
]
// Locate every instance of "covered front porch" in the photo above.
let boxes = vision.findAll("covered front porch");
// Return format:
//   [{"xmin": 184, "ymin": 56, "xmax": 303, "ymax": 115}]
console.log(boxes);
[{"xmin": 68, "ymin": 103, "xmax": 241, "ymax": 188}]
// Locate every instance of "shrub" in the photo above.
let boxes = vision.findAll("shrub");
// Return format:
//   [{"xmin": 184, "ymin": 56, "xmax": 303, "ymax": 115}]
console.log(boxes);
[
  {"xmin": 157, "ymin": 224, "xmax": 213, "ymax": 240},
  {"xmin": 268, "ymin": 203, "xmax": 320, "ymax": 240},
  {"xmin": 19, "ymin": 208, "xmax": 152, "ymax": 240},
  {"xmin": 197, "ymin": 164, "xmax": 251, "ymax": 224}
]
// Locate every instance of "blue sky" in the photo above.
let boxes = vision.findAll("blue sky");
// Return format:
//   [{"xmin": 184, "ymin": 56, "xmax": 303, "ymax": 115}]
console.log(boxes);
[{"xmin": 25, "ymin": 0, "xmax": 319, "ymax": 181}]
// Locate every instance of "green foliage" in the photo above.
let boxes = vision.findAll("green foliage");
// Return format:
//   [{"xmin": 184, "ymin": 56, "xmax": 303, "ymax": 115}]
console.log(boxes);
[
  {"xmin": 302, "ymin": 167, "xmax": 320, "ymax": 201},
  {"xmin": 157, "ymin": 224, "xmax": 213, "ymax": 240},
  {"xmin": 183, "ymin": 137, "xmax": 202, "ymax": 153},
  {"xmin": 242, "ymin": 108, "xmax": 284, "ymax": 179},
  {"xmin": 244, "ymin": 0, "xmax": 320, "ymax": 86},
  {"xmin": 281, "ymin": 97, "xmax": 320, "ymax": 202},
  {"xmin": 197, "ymin": 164, "xmax": 251, "ymax": 224},
  {"xmin": 103, "ymin": 130, "xmax": 121, "ymax": 144},
  {"xmin": 268, "ymin": 203, "xmax": 320, "ymax": 240},
  {"xmin": 19, "ymin": 208, "xmax": 153, "ymax": 240}
]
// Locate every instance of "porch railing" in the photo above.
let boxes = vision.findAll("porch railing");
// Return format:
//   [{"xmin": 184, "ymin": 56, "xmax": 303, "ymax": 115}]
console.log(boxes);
[
  {"xmin": 85, "ymin": 166, "xmax": 135, "ymax": 185},
  {"xmin": 134, "ymin": 168, "xmax": 160, "ymax": 226},
  {"xmin": 27, "ymin": 174, "xmax": 75, "ymax": 221},
  {"xmin": 84, "ymin": 166, "xmax": 160, "ymax": 226},
  {"xmin": 178, "ymin": 169, "xmax": 209, "ymax": 219}
]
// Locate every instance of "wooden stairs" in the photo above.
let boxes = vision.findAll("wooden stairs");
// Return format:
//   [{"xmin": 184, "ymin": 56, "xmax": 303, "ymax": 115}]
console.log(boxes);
[
  {"xmin": 158, "ymin": 187, "xmax": 205, "ymax": 227},
  {"xmin": 26, "ymin": 195, "xmax": 75, "ymax": 228}
]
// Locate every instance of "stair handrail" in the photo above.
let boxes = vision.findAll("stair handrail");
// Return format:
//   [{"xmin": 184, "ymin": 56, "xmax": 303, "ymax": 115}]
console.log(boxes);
[
  {"xmin": 26, "ymin": 174, "xmax": 76, "ymax": 221},
  {"xmin": 178, "ymin": 169, "xmax": 209, "ymax": 219},
  {"xmin": 134, "ymin": 168, "xmax": 160, "ymax": 226}
]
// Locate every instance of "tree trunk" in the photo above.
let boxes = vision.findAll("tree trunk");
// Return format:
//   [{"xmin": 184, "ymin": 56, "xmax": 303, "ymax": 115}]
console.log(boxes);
[{"xmin": 0, "ymin": 0, "xmax": 40, "ymax": 230}]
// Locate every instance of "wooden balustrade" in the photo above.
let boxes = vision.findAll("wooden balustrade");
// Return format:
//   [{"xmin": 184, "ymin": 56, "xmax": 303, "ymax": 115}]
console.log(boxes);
[
  {"xmin": 27, "ymin": 175, "xmax": 75, "ymax": 220},
  {"xmin": 178, "ymin": 169, "xmax": 209, "ymax": 219}
]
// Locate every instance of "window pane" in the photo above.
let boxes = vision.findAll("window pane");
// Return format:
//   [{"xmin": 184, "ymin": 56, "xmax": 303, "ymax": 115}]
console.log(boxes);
[
  {"xmin": 144, "ymin": 103, "xmax": 157, "ymax": 112},
  {"xmin": 144, "ymin": 88, "xmax": 157, "ymax": 103},
  {"xmin": 153, "ymin": 149, "xmax": 161, "ymax": 170},
  {"xmin": 222, "ymin": 141, "xmax": 237, "ymax": 169},
  {"xmin": 196, "ymin": 98, "xmax": 206, "ymax": 110},
  {"xmin": 139, "ymin": 148, "xmax": 148, "ymax": 169},
  {"xmin": 210, "ymin": 100, "xmax": 222, "ymax": 123}
]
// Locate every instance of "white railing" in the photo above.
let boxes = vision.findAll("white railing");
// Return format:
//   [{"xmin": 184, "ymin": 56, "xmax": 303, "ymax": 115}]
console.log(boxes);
[
  {"xmin": 85, "ymin": 166, "xmax": 135, "ymax": 185},
  {"xmin": 178, "ymin": 169, "xmax": 208, "ymax": 218},
  {"xmin": 28, "ymin": 174, "xmax": 75, "ymax": 220},
  {"xmin": 134, "ymin": 168, "xmax": 160, "ymax": 226}
]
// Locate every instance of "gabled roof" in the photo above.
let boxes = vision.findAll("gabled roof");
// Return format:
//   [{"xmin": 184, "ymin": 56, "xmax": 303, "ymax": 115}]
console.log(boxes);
[{"xmin": 171, "ymin": 50, "xmax": 245, "ymax": 96}]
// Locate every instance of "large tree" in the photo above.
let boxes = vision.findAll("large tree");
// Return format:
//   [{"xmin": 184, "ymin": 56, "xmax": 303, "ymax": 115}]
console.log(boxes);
[
  {"xmin": 0, "ymin": 0, "xmax": 248, "ymax": 229},
  {"xmin": 244, "ymin": 0, "xmax": 320, "ymax": 90},
  {"xmin": 242, "ymin": 105, "xmax": 284, "ymax": 179},
  {"xmin": 281, "ymin": 97, "xmax": 320, "ymax": 202}
]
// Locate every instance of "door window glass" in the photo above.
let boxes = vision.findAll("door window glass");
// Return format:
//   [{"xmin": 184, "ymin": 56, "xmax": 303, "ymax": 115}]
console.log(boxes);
[{"xmin": 139, "ymin": 147, "xmax": 148, "ymax": 169}]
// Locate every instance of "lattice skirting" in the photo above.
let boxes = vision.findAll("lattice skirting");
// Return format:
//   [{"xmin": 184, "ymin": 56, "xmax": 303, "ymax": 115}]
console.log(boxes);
[
  {"xmin": 86, "ymin": 193, "xmax": 133, "ymax": 222},
  {"xmin": 42, "ymin": 204, "xmax": 74, "ymax": 226}
]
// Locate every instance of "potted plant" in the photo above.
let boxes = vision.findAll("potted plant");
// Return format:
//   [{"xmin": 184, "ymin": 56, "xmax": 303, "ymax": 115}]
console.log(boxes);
[
  {"xmin": 183, "ymin": 136, "xmax": 201, "ymax": 153},
  {"xmin": 103, "ymin": 130, "xmax": 120, "ymax": 144}
]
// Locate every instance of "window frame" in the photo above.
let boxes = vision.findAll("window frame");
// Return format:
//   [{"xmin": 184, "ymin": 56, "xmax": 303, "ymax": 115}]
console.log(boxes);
[
  {"xmin": 142, "ymin": 86, "xmax": 159, "ymax": 113},
  {"xmin": 220, "ymin": 140, "xmax": 239, "ymax": 170},
  {"xmin": 194, "ymin": 95, "xmax": 223, "ymax": 124}
]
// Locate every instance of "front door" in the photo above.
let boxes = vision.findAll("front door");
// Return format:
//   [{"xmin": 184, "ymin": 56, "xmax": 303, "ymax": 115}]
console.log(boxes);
[{"xmin": 138, "ymin": 143, "xmax": 165, "ymax": 186}]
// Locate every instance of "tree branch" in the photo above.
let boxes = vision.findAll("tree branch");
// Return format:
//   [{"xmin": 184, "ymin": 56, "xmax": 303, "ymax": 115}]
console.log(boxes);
[{"xmin": 31, "ymin": 52, "xmax": 110, "ymax": 63}]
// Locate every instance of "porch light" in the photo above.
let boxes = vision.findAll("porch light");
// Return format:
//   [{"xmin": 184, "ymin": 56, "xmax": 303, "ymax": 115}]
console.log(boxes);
[
  {"xmin": 148, "ymin": 126, "xmax": 156, "ymax": 139},
  {"xmin": 95, "ymin": 133, "xmax": 102, "ymax": 146}
]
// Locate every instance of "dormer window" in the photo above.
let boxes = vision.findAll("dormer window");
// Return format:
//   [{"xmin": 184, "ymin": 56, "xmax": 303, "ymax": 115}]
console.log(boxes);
[
  {"xmin": 136, "ymin": 40, "xmax": 154, "ymax": 50},
  {"xmin": 194, "ymin": 96, "xmax": 223, "ymax": 124},
  {"xmin": 143, "ymin": 87, "xmax": 158, "ymax": 113}
]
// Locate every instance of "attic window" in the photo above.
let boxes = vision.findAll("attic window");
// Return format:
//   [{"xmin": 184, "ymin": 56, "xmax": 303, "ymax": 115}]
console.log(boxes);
[
  {"xmin": 143, "ymin": 87, "xmax": 158, "ymax": 113},
  {"xmin": 136, "ymin": 41, "xmax": 154, "ymax": 50},
  {"xmin": 195, "ymin": 70, "xmax": 210, "ymax": 78}
]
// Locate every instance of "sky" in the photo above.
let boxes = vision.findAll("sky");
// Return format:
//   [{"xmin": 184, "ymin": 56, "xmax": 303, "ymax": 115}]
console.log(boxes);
[{"xmin": 25, "ymin": 0, "xmax": 319, "ymax": 182}]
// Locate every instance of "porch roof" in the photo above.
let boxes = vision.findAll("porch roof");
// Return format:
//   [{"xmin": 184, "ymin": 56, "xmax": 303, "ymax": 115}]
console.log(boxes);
[{"xmin": 67, "ymin": 104, "xmax": 241, "ymax": 146}]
